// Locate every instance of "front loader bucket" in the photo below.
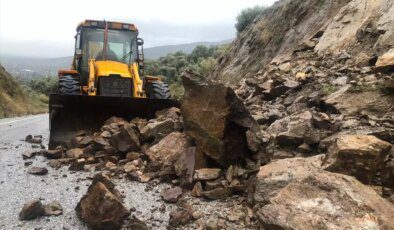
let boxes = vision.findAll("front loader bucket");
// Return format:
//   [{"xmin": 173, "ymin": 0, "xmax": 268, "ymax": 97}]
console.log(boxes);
[{"xmin": 48, "ymin": 94, "xmax": 180, "ymax": 149}]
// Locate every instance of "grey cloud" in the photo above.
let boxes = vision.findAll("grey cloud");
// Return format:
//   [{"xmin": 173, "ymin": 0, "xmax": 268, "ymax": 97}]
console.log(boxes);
[{"xmin": 0, "ymin": 20, "xmax": 236, "ymax": 58}]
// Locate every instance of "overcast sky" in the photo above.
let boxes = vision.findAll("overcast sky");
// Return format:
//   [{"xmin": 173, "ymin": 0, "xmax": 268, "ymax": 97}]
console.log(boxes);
[{"xmin": 0, "ymin": 0, "xmax": 277, "ymax": 58}]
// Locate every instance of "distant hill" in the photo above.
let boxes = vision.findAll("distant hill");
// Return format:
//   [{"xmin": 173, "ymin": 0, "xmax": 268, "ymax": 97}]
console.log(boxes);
[
  {"xmin": 0, "ymin": 39, "xmax": 232, "ymax": 78},
  {"xmin": 0, "ymin": 55, "xmax": 71, "ymax": 78},
  {"xmin": 144, "ymin": 39, "xmax": 232, "ymax": 59}
]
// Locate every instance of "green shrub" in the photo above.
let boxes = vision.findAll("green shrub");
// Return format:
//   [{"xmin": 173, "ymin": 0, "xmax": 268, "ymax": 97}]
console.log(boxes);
[
  {"xmin": 27, "ymin": 77, "xmax": 58, "ymax": 95},
  {"xmin": 235, "ymin": 5, "xmax": 266, "ymax": 33}
]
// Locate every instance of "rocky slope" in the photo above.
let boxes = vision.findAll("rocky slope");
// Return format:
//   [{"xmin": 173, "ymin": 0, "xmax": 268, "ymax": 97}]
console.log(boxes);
[
  {"xmin": 211, "ymin": 0, "xmax": 394, "ymax": 86},
  {"xmin": 204, "ymin": 0, "xmax": 394, "ymax": 228}
]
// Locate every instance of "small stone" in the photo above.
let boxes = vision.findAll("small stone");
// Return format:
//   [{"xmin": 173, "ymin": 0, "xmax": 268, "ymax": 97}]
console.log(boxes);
[
  {"xmin": 128, "ymin": 217, "xmax": 149, "ymax": 230},
  {"xmin": 125, "ymin": 152, "xmax": 142, "ymax": 161},
  {"xmin": 22, "ymin": 150, "xmax": 37, "ymax": 160},
  {"xmin": 332, "ymin": 76, "xmax": 348, "ymax": 86},
  {"xmin": 19, "ymin": 200, "xmax": 45, "ymax": 220},
  {"xmin": 43, "ymin": 201, "xmax": 63, "ymax": 216},
  {"xmin": 100, "ymin": 131, "xmax": 112, "ymax": 138},
  {"xmin": 25, "ymin": 135, "xmax": 42, "ymax": 144},
  {"xmin": 27, "ymin": 167, "xmax": 48, "ymax": 175},
  {"xmin": 296, "ymin": 143, "xmax": 312, "ymax": 153},
  {"xmin": 66, "ymin": 148, "xmax": 84, "ymax": 158},
  {"xmin": 68, "ymin": 159, "xmax": 86, "ymax": 171},
  {"xmin": 139, "ymin": 174, "xmax": 151, "ymax": 183},
  {"xmin": 227, "ymin": 211, "xmax": 243, "ymax": 222},
  {"xmin": 169, "ymin": 208, "xmax": 192, "ymax": 227},
  {"xmin": 191, "ymin": 182, "xmax": 203, "ymax": 197},
  {"xmin": 202, "ymin": 188, "xmax": 232, "ymax": 200},
  {"xmin": 127, "ymin": 172, "xmax": 139, "ymax": 181},
  {"xmin": 192, "ymin": 210, "xmax": 203, "ymax": 220},
  {"xmin": 25, "ymin": 135, "xmax": 33, "ymax": 142},
  {"xmin": 161, "ymin": 187, "xmax": 183, "ymax": 203},
  {"xmin": 43, "ymin": 150, "xmax": 62, "ymax": 159},
  {"xmin": 226, "ymin": 165, "xmax": 234, "ymax": 182},
  {"xmin": 194, "ymin": 168, "xmax": 221, "ymax": 181}
]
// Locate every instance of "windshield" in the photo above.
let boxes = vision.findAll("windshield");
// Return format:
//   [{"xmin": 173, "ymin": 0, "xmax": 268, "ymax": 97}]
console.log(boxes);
[{"xmin": 81, "ymin": 28, "xmax": 138, "ymax": 66}]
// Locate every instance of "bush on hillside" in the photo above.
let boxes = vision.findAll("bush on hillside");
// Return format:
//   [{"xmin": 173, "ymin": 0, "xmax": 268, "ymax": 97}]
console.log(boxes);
[
  {"xmin": 235, "ymin": 5, "xmax": 266, "ymax": 33},
  {"xmin": 28, "ymin": 77, "xmax": 58, "ymax": 95}
]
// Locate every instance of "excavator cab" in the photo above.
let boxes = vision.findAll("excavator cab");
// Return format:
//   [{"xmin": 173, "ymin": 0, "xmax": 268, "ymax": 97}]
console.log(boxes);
[{"xmin": 49, "ymin": 20, "xmax": 178, "ymax": 148}]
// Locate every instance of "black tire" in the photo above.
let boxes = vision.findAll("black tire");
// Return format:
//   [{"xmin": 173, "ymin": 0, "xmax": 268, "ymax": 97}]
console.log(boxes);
[
  {"xmin": 59, "ymin": 75, "xmax": 81, "ymax": 95},
  {"xmin": 145, "ymin": 81, "xmax": 171, "ymax": 99}
]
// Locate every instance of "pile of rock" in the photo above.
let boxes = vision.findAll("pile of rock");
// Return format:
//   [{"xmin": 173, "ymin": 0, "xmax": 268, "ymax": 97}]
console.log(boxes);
[
  {"xmin": 227, "ymin": 40, "xmax": 394, "ymax": 228},
  {"xmin": 26, "ymin": 71, "xmax": 266, "ymax": 201},
  {"xmin": 234, "ymin": 45, "xmax": 394, "ymax": 191},
  {"xmin": 36, "ymin": 106, "xmax": 183, "ymax": 183},
  {"xmin": 18, "ymin": 60, "xmax": 393, "ymax": 229},
  {"xmin": 236, "ymin": 50, "xmax": 394, "ymax": 156}
]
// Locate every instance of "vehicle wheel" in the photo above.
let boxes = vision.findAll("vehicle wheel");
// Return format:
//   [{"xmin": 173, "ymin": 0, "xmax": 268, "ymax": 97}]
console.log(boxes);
[
  {"xmin": 145, "ymin": 81, "xmax": 171, "ymax": 99},
  {"xmin": 59, "ymin": 75, "xmax": 81, "ymax": 95}
]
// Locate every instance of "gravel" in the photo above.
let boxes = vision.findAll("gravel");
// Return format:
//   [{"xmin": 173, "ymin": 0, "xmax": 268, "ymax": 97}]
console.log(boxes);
[
  {"xmin": 0, "ymin": 115, "xmax": 174, "ymax": 229},
  {"xmin": 0, "ymin": 115, "xmax": 257, "ymax": 229}
]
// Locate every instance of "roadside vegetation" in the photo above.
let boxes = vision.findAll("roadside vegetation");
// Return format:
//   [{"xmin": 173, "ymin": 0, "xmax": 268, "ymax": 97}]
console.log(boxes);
[
  {"xmin": 235, "ymin": 5, "xmax": 267, "ymax": 33},
  {"xmin": 0, "ymin": 65, "xmax": 48, "ymax": 118},
  {"xmin": 26, "ymin": 77, "xmax": 58, "ymax": 96},
  {"xmin": 145, "ymin": 44, "xmax": 229, "ymax": 98}
]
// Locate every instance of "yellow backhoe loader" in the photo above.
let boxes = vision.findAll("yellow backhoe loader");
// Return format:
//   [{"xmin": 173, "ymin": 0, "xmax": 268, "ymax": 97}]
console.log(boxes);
[{"xmin": 49, "ymin": 20, "xmax": 179, "ymax": 148}]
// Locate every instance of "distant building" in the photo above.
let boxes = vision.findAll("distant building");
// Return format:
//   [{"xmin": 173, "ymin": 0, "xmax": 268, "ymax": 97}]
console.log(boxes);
[{"xmin": 19, "ymin": 69, "xmax": 36, "ymax": 79}]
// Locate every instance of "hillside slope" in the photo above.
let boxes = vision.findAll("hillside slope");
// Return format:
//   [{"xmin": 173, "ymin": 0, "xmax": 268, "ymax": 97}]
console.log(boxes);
[
  {"xmin": 203, "ymin": 1, "xmax": 394, "ymax": 224},
  {"xmin": 0, "ymin": 65, "xmax": 46, "ymax": 118},
  {"xmin": 211, "ymin": 0, "xmax": 393, "ymax": 86}
]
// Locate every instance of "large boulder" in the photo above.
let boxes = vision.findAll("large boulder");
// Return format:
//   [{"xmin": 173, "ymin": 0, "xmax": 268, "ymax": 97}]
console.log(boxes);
[
  {"xmin": 181, "ymin": 71, "xmax": 263, "ymax": 166},
  {"xmin": 267, "ymin": 110, "xmax": 332, "ymax": 147},
  {"xmin": 254, "ymin": 156, "xmax": 394, "ymax": 229},
  {"xmin": 146, "ymin": 131, "xmax": 193, "ymax": 167},
  {"xmin": 76, "ymin": 173, "xmax": 129, "ymax": 229},
  {"xmin": 322, "ymin": 135, "xmax": 392, "ymax": 184},
  {"xmin": 254, "ymin": 155, "xmax": 324, "ymax": 204},
  {"xmin": 323, "ymin": 85, "xmax": 394, "ymax": 116}
]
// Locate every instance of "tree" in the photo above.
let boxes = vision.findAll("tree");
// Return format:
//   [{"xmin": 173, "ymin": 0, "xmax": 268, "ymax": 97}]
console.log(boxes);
[
  {"xmin": 235, "ymin": 5, "xmax": 265, "ymax": 33},
  {"xmin": 28, "ymin": 77, "xmax": 58, "ymax": 95},
  {"xmin": 189, "ymin": 45, "xmax": 211, "ymax": 63},
  {"xmin": 197, "ymin": 57, "xmax": 217, "ymax": 76}
]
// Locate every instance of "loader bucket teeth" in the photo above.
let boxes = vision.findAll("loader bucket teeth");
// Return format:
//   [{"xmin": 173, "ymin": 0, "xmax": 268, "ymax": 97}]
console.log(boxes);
[{"xmin": 48, "ymin": 94, "xmax": 179, "ymax": 149}]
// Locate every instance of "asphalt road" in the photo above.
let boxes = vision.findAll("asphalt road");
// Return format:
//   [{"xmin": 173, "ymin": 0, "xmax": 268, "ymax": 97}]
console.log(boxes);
[{"xmin": 0, "ymin": 114, "xmax": 171, "ymax": 230}]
